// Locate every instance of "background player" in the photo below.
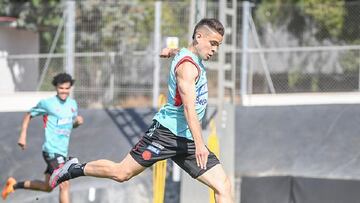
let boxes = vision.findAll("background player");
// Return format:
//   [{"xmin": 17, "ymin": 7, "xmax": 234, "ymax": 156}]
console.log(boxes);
[{"xmin": 2, "ymin": 73, "xmax": 83, "ymax": 203}]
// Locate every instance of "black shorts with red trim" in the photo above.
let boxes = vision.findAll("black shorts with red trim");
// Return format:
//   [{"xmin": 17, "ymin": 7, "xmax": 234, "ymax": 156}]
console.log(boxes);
[
  {"xmin": 130, "ymin": 121, "xmax": 220, "ymax": 178},
  {"xmin": 42, "ymin": 151, "xmax": 66, "ymax": 174}
]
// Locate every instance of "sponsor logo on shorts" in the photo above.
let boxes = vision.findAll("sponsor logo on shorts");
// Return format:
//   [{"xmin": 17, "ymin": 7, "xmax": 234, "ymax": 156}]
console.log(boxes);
[
  {"xmin": 151, "ymin": 142, "xmax": 164, "ymax": 150},
  {"xmin": 142, "ymin": 150, "xmax": 152, "ymax": 160},
  {"xmin": 147, "ymin": 145, "xmax": 160, "ymax": 155}
]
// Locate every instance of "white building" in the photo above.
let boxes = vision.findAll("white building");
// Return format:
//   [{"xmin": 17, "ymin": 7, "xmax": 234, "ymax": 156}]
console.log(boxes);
[{"xmin": 0, "ymin": 17, "xmax": 39, "ymax": 92}]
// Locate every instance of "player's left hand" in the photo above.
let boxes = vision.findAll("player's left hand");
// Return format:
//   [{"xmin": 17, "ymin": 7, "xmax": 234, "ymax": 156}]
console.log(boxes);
[
  {"xmin": 76, "ymin": 116, "xmax": 84, "ymax": 125},
  {"xmin": 195, "ymin": 143, "xmax": 209, "ymax": 170},
  {"xmin": 73, "ymin": 116, "xmax": 84, "ymax": 128}
]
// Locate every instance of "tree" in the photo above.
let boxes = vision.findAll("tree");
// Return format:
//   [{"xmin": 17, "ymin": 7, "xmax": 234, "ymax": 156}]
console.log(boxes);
[
  {"xmin": 1, "ymin": 0, "xmax": 64, "ymax": 53},
  {"xmin": 254, "ymin": 0, "xmax": 359, "ymax": 92}
]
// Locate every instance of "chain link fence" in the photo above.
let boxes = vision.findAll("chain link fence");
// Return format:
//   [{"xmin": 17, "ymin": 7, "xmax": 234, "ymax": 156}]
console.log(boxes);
[
  {"xmin": 243, "ymin": 1, "xmax": 360, "ymax": 94},
  {"xmin": 0, "ymin": 1, "xmax": 191, "ymax": 108},
  {"xmin": 66, "ymin": 1, "xmax": 190, "ymax": 107},
  {"xmin": 1, "ymin": 1, "xmax": 359, "ymax": 108}
]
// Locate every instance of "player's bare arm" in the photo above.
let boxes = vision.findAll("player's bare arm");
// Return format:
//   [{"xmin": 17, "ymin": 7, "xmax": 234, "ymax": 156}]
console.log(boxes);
[
  {"xmin": 176, "ymin": 61, "xmax": 209, "ymax": 170},
  {"xmin": 18, "ymin": 112, "xmax": 32, "ymax": 150},
  {"xmin": 73, "ymin": 115, "xmax": 84, "ymax": 128}
]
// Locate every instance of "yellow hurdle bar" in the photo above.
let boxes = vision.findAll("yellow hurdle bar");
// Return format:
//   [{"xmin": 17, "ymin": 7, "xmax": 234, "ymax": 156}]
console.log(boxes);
[
  {"xmin": 153, "ymin": 94, "xmax": 167, "ymax": 203},
  {"xmin": 208, "ymin": 119, "xmax": 220, "ymax": 203}
]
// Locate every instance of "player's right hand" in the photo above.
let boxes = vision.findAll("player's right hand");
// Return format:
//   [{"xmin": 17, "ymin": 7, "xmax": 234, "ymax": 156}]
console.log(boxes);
[
  {"xmin": 195, "ymin": 143, "xmax": 209, "ymax": 170},
  {"xmin": 17, "ymin": 134, "xmax": 26, "ymax": 150},
  {"xmin": 159, "ymin": 48, "xmax": 179, "ymax": 58}
]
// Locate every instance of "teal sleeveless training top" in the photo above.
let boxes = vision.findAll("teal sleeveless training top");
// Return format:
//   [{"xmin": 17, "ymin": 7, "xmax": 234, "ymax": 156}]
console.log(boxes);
[
  {"xmin": 153, "ymin": 48, "xmax": 208, "ymax": 140},
  {"xmin": 29, "ymin": 96, "xmax": 78, "ymax": 157}
]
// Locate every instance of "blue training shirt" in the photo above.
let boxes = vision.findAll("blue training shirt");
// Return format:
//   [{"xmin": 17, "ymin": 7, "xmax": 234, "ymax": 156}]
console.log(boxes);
[
  {"xmin": 29, "ymin": 95, "xmax": 78, "ymax": 157},
  {"xmin": 153, "ymin": 48, "xmax": 208, "ymax": 140}
]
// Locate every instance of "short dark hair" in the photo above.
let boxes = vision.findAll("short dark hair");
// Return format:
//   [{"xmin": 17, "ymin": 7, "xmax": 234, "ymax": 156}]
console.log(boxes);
[
  {"xmin": 192, "ymin": 18, "xmax": 224, "ymax": 40},
  {"xmin": 52, "ymin": 73, "xmax": 75, "ymax": 86}
]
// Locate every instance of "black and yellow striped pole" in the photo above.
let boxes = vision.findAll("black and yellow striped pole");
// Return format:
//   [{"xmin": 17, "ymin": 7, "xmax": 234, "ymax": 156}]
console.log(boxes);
[
  {"xmin": 153, "ymin": 94, "xmax": 167, "ymax": 203},
  {"xmin": 208, "ymin": 119, "xmax": 220, "ymax": 203}
]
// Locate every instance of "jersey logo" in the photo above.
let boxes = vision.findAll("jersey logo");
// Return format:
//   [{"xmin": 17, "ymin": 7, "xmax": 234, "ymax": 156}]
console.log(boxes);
[
  {"xmin": 57, "ymin": 117, "xmax": 73, "ymax": 125},
  {"xmin": 196, "ymin": 83, "xmax": 208, "ymax": 106}
]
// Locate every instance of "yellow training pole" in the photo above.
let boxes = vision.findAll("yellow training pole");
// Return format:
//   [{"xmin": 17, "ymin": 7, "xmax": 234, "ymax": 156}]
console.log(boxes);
[
  {"xmin": 153, "ymin": 94, "xmax": 167, "ymax": 203},
  {"xmin": 207, "ymin": 119, "xmax": 220, "ymax": 203}
]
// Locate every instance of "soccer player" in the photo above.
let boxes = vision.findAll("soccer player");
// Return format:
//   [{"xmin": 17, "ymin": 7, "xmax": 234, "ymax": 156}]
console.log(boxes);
[
  {"xmin": 1, "ymin": 73, "xmax": 84, "ymax": 203},
  {"xmin": 50, "ymin": 18, "xmax": 233, "ymax": 203}
]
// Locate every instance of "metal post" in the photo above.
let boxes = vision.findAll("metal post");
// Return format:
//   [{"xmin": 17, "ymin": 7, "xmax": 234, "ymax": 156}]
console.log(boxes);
[
  {"xmin": 37, "ymin": 10, "xmax": 65, "ymax": 91},
  {"xmin": 109, "ymin": 52, "xmax": 115, "ymax": 105},
  {"xmin": 249, "ymin": 15, "xmax": 275, "ymax": 94},
  {"xmin": 189, "ymin": 0, "xmax": 206, "ymax": 43},
  {"xmin": 188, "ymin": 0, "xmax": 195, "ymax": 42},
  {"xmin": 196, "ymin": 0, "xmax": 206, "ymax": 22},
  {"xmin": 153, "ymin": 1, "xmax": 162, "ymax": 108},
  {"xmin": 65, "ymin": 0, "xmax": 75, "ymax": 76},
  {"xmin": 358, "ymin": 50, "xmax": 360, "ymax": 91},
  {"xmin": 241, "ymin": 1, "xmax": 250, "ymax": 101}
]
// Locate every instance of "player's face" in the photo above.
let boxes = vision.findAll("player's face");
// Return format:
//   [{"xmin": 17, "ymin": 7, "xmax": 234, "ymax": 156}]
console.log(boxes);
[
  {"xmin": 56, "ymin": 82, "xmax": 71, "ymax": 101},
  {"xmin": 196, "ymin": 32, "xmax": 223, "ymax": 61}
]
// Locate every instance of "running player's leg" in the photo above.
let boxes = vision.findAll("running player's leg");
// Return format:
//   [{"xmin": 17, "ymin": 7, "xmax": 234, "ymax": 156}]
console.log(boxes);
[
  {"xmin": 22, "ymin": 174, "xmax": 52, "ymax": 192},
  {"xmin": 41, "ymin": 153, "xmax": 70, "ymax": 202},
  {"xmin": 1, "ymin": 174, "xmax": 53, "ymax": 200},
  {"xmin": 196, "ymin": 164, "xmax": 233, "ymax": 203},
  {"xmin": 59, "ymin": 181, "xmax": 70, "ymax": 203}
]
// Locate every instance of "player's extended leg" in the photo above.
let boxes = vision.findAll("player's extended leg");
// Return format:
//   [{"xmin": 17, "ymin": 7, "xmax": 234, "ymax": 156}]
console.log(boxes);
[
  {"xmin": 50, "ymin": 153, "xmax": 146, "ymax": 188},
  {"xmin": 59, "ymin": 181, "xmax": 70, "ymax": 203},
  {"xmin": 196, "ymin": 164, "xmax": 233, "ymax": 203},
  {"xmin": 84, "ymin": 154, "xmax": 146, "ymax": 182}
]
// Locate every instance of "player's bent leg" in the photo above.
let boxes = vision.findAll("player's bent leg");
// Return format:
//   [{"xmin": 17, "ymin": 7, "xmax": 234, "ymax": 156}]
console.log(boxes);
[
  {"xmin": 23, "ymin": 180, "xmax": 53, "ymax": 192},
  {"xmin": 84, "ymin": 153, "xmax": 146, "ymax": 183},
  {"xmin": 11, "ymin": 175, "xmax": 52, "ymax": 193},
  {"xmin": 1, "ymin": 175, "xmax": 54, "ymax": 200},
  {"xmin": 196, "ymin": 164, "xmax": 233, "ymax": 203},
  {"xmin": 1, "ymin": 177, "xmax": 16, "ymax": 200},
  {"xmin": 41, "ymin": 174, "xmax": 53, "ymax": 192},
  {"xmin": 59, "ymin": 181, "xmax": 70, "ymax": 203}
]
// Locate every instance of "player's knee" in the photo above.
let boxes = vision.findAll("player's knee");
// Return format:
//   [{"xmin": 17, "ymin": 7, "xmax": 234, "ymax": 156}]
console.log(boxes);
[
  {"xmin": 44, "ymin": 185, "xmax": 53, "ymax": 192},
  {"xmin": 113, "ymin": 171, "xmax": 133, "ymax": 182},
  {"xmin": 113, "ymin": 166, "xmax": 134, "ymax": 183},
  {"xmin": 215, "ymin": 176, "xmax": 232, "ymax": 196},
  {"xmin": 59, "ymin": 181, "xmax": 70, "ymax": 191}
]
